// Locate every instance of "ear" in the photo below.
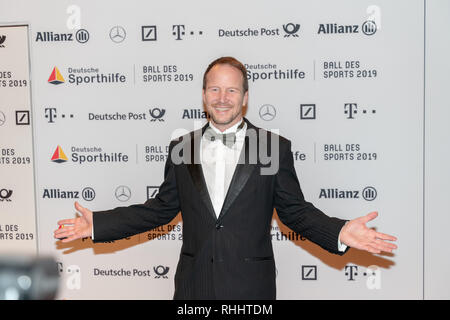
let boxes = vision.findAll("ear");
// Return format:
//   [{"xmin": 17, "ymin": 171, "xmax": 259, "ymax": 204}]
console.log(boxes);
[
  {"xmin": 202, "ymin": 89, "xmax": 206, "ymax": 106},
  {"xmin": 243, "ymin": 91, "xmax": 249, "ymax": 106}
]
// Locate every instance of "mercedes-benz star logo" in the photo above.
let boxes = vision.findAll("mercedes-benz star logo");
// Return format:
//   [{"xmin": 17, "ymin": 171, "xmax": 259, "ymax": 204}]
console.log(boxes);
[
  {"xmin": 115, "ymin": 185, "xmax": 131, "ymax": 202},
  {"xmin": 0, "ymin": 111, "xmax": 5, "ymax": 126},
  {"xmin": 259, "ymin": 104, "xmax": 276, "ymax": 121},
  {"xmin": 109, "ymin": 26, "xmax": 126, "ymax": 43}
]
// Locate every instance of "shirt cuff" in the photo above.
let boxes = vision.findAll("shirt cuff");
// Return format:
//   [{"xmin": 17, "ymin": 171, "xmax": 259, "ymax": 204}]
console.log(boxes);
[
  {"xmin": 337, "ymin": 239, "xmax": 348, "ymax": 252},
  {"xmin": 337, "ymin": 221, "xmax": 349, "ymax": 252}
]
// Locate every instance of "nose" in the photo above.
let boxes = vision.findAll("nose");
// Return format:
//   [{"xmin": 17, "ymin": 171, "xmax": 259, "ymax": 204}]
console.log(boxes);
[
  {"xmin": 218, "ymin": 89, "xmax": 229, "ymax": 103},
  {"xmin": 216, "ymin": 89, "xmax": 225, "ymax": 102}
]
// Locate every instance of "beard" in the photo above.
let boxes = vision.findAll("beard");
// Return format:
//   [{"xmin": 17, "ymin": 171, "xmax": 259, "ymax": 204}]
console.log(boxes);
[{"xmin": 208, "ymin": 102, "xmax": 241, "ymax": 126}]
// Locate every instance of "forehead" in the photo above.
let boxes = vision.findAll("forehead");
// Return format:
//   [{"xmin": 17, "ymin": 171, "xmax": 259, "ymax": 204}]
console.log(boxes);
[{"xmin": 205, "ymin": 64, "xmax": 244, "ymax": 85}]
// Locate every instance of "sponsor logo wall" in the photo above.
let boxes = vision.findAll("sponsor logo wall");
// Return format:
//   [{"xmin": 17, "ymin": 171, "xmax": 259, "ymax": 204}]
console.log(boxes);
[
  {"xmin": 0, "ymin": 25, "xmax": 37, "ymax": 255},
  {"xmin": 2, "ymin": 0, "xmax": 444, "ymax": 299}
]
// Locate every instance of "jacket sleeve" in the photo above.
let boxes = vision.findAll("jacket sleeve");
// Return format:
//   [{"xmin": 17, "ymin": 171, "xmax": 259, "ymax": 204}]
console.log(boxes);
[
  {"xmin": 273, "ymin": 139, "xmax": 349, "ymax": 255},
  {"xmin": 92, "ymin": 141, "xmax": 181, "ymax": 243}
]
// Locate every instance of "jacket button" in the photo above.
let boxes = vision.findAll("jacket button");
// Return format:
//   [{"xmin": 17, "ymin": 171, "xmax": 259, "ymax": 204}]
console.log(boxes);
[{"xmin": 215, "ymin": 224, "xmax": 223, "ymax": 230}]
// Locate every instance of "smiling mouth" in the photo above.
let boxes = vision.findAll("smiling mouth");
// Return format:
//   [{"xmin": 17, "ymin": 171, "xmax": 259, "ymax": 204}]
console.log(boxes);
[{"xmin": 215, "ymin": 107, "xmax": 231, "ymax": 111}]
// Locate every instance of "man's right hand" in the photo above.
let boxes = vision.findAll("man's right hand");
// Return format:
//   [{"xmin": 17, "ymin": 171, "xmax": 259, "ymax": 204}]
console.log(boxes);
[{"xmin": 54, "ymin": 201, "xmax": 93, "ymax": 243}]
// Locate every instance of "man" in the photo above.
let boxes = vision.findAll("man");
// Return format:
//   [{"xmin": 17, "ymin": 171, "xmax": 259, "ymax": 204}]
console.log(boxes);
[{"xmin": 54, "ymin": 57, "xmax": 397, "ymax": 299}]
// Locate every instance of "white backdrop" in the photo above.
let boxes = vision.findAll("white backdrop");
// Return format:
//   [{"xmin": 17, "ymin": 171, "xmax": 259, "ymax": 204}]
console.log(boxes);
[
  {"xmin": 0, "ymin": 25, "xmax": 36, "ymax": 255},
  {"xmin": 0, "ymin": 0, "xmax": 448, "ymax": 300}
]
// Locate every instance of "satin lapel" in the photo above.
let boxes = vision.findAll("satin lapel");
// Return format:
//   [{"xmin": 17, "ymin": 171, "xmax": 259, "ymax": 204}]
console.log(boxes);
[
  {"xmin": 186, "ymin": 126, "xmax": 217, "ymax": 221},
  {"xmin": 218, "ymin": 119, "xmax": 259, "ymax": 220}
]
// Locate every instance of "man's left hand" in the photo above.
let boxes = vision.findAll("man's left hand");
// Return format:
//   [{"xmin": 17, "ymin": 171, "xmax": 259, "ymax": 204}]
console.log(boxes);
[{"xmin": 340, "ymin": 211, "xmax": 397, "ymax": 254}]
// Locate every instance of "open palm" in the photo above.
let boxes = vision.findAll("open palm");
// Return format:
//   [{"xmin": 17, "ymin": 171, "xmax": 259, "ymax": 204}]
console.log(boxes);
[
  {"xmin": 340, "ymin": 211, "xmax": 397, "ymax": 254},
  {"xmin": 54, "ymin": 202, "xmax": 93, "ymax": 243}
]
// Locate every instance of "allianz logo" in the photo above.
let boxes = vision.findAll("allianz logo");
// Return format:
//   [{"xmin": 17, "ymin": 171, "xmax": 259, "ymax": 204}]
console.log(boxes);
[
  {"xmin": 319, "ymin": 186, "xmax": 377, "ymax": 201},
  {"xmin": 42, "ymin": 187, "xmax": 95, "ymax": 201}
]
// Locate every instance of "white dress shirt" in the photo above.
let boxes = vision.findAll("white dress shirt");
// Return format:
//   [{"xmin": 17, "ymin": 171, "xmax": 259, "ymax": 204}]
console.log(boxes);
[{"xmin": 200, "ymin": 120, "xmax": 247, "ymax": 218}]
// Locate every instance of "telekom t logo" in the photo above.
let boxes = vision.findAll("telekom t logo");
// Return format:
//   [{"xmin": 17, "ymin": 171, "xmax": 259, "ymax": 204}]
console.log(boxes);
[
  {"xmin": 344, "ymin": 103, "xmax": 357, "ymax": 119},
  {"xmin": 345, "ymin": 264, "xmax": 381, "ymax": 289}
]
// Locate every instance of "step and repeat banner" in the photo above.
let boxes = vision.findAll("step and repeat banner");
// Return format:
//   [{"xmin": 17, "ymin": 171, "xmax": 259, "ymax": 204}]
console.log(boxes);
[
  {"xmin": 1, "ymin": 0, "xmax": 447, "ymax": 299},
  {"xmin": 0, "ymin": 25, "xmax": 37, "ymax": 255}
]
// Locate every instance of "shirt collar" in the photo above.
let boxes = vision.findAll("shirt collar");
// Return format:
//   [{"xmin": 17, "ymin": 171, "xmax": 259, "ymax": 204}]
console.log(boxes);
[{"xmin": 208, "ymin": 118, "xmax": 245, "ymax": 135}]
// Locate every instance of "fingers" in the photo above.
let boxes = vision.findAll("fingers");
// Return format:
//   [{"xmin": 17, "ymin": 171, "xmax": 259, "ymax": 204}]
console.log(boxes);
[
  {"xmin": 361, "ymin": 239, "xmax": 397, "ymax": 254},
  {"xmin": 371, "ymin": 230, "xmax": 397, "ymax": 252},
  {"xmin": 374, "ymin": 231, "xmax": 397, "ymax": 242},
  {"xmin": 54, "ymin": 226, "xmax": 85, "ymax": 242},
  {"xmin": 54, "ymin": 225, "xmax": 70, "ymax": 239},
  {"xmin": 373, "ymin": 239, "xmax": 397, "ymax": 252},
  {"xmin": 359, "ymin": 212, "xmax": 398, "ymax": 253},
  {"xmin": 54, "ymin": 224, "xmax": 73, "ymax": 234},
  {"xmin": 357, "ymin": 243, "xmax": 383, "ymax": 254},
  {"xmin": 54, "ymin": 225, "xmax": 87, "ymax": 242},
  {"xmin": 57, "ymin": 218, "xmax": 75, "ymax": 226},
  {"xmin": 353, "ymin": 230, "xmax": 397, "ymax": 254},
  {"xmin": 54, "ymin": 226, "xmax": 74, "ymax": 239},
  {"xmin": 375, "ymin": 238, "xmax": 397, "ymax": 250}
]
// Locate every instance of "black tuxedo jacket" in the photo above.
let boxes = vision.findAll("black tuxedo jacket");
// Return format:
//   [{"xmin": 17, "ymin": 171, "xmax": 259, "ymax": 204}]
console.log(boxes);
[{"xmin": 93, "ymin": 118, "xmax": 348, "ymax": 299}]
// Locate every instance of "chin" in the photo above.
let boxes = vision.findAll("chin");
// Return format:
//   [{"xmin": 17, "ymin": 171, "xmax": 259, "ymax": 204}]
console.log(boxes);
[{"xmin": 212, "ymin": 116, "xmax": 235, "ymax": 126}]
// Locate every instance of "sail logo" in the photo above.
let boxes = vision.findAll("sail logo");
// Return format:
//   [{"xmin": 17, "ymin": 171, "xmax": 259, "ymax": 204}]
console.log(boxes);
[
  {"xmin": 51, "ymin": 145, "xmax": 68, "ymax": 163},
  {"xmin": 48, "ymin": 67, "xmax": 65, "ymax": 85}
]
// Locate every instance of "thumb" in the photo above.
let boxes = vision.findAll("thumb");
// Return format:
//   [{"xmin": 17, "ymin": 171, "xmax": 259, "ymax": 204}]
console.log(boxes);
[
  {"xmin": 74, "ymin": 201, "xmax": 88, "ymax": 217},
  {"xmin": 361, "ymin": 211, "xmax": 378, "ymax": 223}
]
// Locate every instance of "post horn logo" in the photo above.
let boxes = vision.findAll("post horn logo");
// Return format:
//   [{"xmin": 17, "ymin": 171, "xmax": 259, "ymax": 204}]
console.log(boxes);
[
  {"xmin": 153, "ymin": 265, "xmax": 169, "ymax": 278},
  {"xmin": 149, "ymin": 108, "xmax": 166, "ymax": 121},
  {"xmin": 48, "ymin": 67, "xmax": 65, "ymax": 85},
  {"xmin": 0, "ymin": 189, "xmax": 13, "ymax": 202},
  {"xmin": 283, "ymin": 23, "xmax": 300, "ymax": 37}
]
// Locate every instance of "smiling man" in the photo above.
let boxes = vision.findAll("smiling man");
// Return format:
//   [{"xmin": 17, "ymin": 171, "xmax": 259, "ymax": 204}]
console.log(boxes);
[{"xmin": 54, "ymin": 56, "xmax": 397, "ymax": 300}]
